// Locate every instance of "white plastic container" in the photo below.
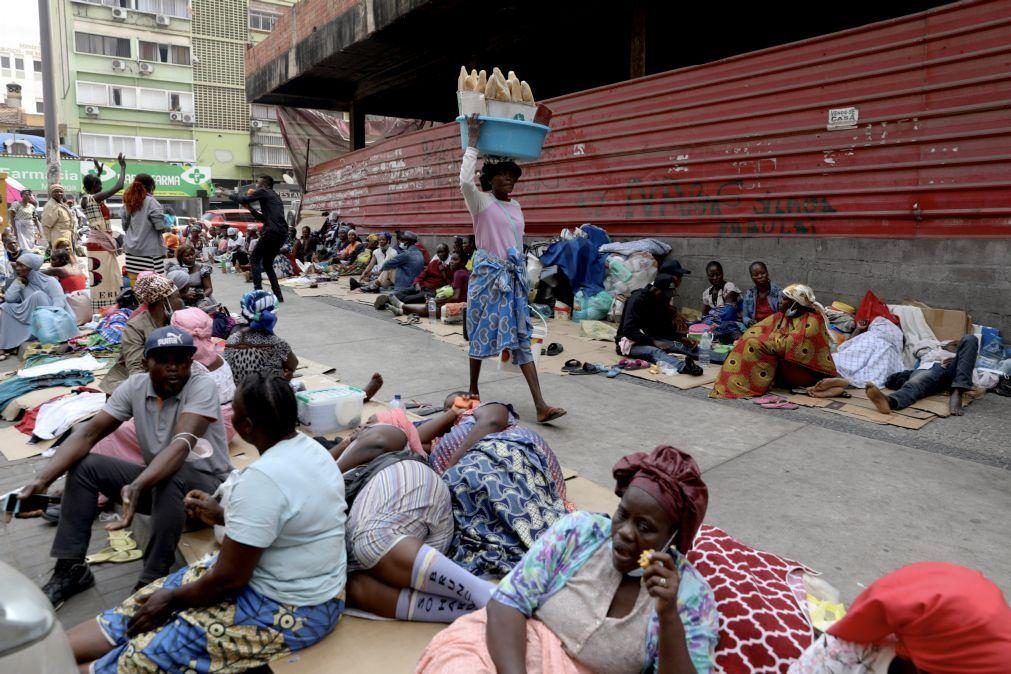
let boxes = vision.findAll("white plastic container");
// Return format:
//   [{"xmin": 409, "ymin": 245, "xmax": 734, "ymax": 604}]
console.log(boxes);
[
  {"xmin": 457, "ymin": 90, "xmax": 486, "ymax": 117},
  {"xmin": 296, "ymin": 386, "xmax": 365, "ymax": 433},
  {"xmin": 486, "ymin": 100, "xmax": 537, "ymax": 122}
]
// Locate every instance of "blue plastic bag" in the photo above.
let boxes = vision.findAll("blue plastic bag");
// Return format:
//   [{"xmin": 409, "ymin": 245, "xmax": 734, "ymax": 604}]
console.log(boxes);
[
  {"xmin": 976, "ymin": 326, "xmax": 1004, "ymax": 369},
  {"xmin": 30, "ymin": 307, "xmax": 80, "ymax": 345}
]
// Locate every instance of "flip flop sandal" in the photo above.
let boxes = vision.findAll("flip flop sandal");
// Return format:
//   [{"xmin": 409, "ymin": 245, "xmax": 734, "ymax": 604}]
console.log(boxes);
[
  {"xmin": 752, "ymin": 394, "xmax": 785, "ymax": 405},
  {"xmin": 570, "ymin": 363, "xmax": 601, "ymax": 375},
  {"xmin": 537, "ymin": 407, "xmax": 567, "ymax": 424},
  {"xmin": 541, "ymin": 343, "xmax": 564, "ymax": 357},
  {"xmin": 606, "ymin": 366, "xmax": 622, "ymax": 378},
  {"xmin": 759, "ymin": 400, "xmax": 800, "ymax": 410},
  {"xmin": 85, "ymin": 547, "xmax": 143, "ymax": 564},
  {"xmin": 561, "ymin": 359, "xmax": 582, "ymax": 373}
]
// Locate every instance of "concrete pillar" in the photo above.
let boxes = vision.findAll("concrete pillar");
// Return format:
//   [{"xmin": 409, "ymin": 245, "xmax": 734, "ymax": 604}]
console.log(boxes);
[
  {"xmin": 349, "ymin": 102, "xmax": 366, "ymax": 151},
  {"xmin": 629, "ymin": 1, "xmax": 647, "ymax": 80},
  {"xmin": 38, "ymin": 0, "xmax": 61, "ymax": 186}
]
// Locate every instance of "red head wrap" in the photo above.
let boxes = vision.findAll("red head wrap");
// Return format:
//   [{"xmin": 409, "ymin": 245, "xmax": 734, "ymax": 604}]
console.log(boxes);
[
  {"xmin": 611, "ymin": 445, "xmax": 708, "ymax": 554},
  {"xmin": 828, "ymin": 562, "xmax": 1011, "ymax": 673}
]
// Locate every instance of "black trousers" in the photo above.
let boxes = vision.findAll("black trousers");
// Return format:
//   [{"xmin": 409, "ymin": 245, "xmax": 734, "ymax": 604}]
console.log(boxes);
[
  {"xmin": 51, "ymin": 454, "xmax": 222, "ymax": 584},
  {"xmin": 250, "ymin": 230, "xmax": 285, "ymax": 299}
]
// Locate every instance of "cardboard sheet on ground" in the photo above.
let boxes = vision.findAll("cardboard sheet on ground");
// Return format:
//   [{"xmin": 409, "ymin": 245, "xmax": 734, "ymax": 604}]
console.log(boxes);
[
  {"xmin": 1, "ymin": 386, "xmax": 77, "ymax": 421},
  {"xmin": 617, "ymin": 363, "xmax": 721, "ymax": 390},
  {"xmin": 0, "ymin": 424, "xmax": 57, "ymax": 460},
  {"xmin": 768, "ymin": 388, "xmax": 970, "ymax": 429}
]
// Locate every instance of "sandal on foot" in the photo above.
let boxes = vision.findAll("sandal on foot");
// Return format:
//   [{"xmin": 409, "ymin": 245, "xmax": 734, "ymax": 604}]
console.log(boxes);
[{"xmin": 537, "ymin": 407, "xmax": 567, "ymax": 424}]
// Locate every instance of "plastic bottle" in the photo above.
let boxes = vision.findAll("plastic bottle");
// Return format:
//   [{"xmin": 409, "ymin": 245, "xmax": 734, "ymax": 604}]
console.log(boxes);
[
  {"xmin": 427, "ymin": 297, "xmax": 438, "ymax": 324},
  {"xmin": 389, "ymin": 394, "xmax": 402, "ymax": 409},
  {"xmin": 698, "ymin": 330, "xmax": 713, "ymax": 366}
]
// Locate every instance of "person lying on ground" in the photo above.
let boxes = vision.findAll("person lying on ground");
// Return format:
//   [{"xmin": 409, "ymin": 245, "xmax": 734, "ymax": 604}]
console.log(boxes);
[
  {"xmin": 0, "ymin": 252, "xmax": 78, "ymax": 358},
  {"xmin": 411, "ymin": 393, "xmax": 573, "ymax": 576},
  {"xmin": 788, "ymin": 561, "xmax": 1011, "ymax": 674},
  {"xmin": 803, "ymin": 316, "xmax": 905, "ymax": 398},
  {"xmin": 711, "ymin": 283, "xmax": 838, "ymax": 399},
  {"xmin": 700, "ymin": 260, "xmax": 739, "ymax": 314},
  {"xmin": 101, "ymin": 273, "xmax": 185, "ymax": 394},
  {"xmin": 615, "ymin": 271, "xmax": 703, "ymax": 376},
  {"xmin": 66, "ymin": 372, "xmax": 346, "ymax": 673},
  {"xmin": 13, "ymin": 326, "xmax": 232, "ymax": 607},
  {"xmin": 166, "ymin": 244, "xmax": 214, "ymax": 306},
  {"xmin": 379, "ymin": 251, "xmax": 469, "ymax": 318},
  {"xmin": 92, "ymin": 309, "xmax": 237, "ymax": 466},
  {"xmin": 866, "ymin": 334, "xmax": 979, "ymax": 416},
  {"xmin": 224, "ymin": 290, "xmax": 297, "ymax": 385},
  {"xmin": 330, "ymin": 415, "xmax": 494, "ymax": 623},
  {"xmin": 417, "ymin": 444, "xmax": 718, "ymax": 674},
  {"xmin": 742, "ymin": 261, "xmax": 784, "ymax": 327}
]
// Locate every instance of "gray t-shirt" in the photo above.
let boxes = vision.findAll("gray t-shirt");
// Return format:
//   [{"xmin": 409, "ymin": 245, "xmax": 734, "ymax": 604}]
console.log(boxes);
[
  {"xmin": 104, "ymin": 370, "xmax": 232, "ymax": 480},
  {"xmin": 123, "ymin": 194, "xmax": 168, "ymax": 257},
  {"xmin": 225, "ymin": 432, "xmax": 347, "ymax": 606}
]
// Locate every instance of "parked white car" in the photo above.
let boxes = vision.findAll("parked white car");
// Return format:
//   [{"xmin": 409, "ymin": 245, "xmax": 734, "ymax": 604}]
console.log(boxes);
[{"xmin": 0, "ymin": 562, "xmax": 76, "ymax": 673}]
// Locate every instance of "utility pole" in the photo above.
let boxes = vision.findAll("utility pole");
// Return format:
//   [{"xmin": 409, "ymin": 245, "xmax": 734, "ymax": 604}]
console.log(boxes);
[{"xmin": 38, "ymin": 0, "xmax": 61, "ymax": 187}]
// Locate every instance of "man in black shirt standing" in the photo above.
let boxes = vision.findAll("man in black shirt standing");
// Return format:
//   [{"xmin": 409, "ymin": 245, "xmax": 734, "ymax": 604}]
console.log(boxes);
[
  {"xmin": 224, "ymin": 175, "xmax": 286, "ymax": 301},
  {"xmin": 615, "ymin": 265, "xmax": 702, "ymax": 375}
]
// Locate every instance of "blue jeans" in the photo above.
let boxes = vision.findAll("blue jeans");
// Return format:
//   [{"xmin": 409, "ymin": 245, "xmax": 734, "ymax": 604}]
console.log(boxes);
[
  {"xmin": 629, "ymin": 344, "xmax": 686, "ymax": 372},
  {"xmin": 884, "ymin": 335, "xmax": 977, "ymax": 410},
  {"xmin": 654, "ymin": 339, "xmax": 699, "ymax": 358}
]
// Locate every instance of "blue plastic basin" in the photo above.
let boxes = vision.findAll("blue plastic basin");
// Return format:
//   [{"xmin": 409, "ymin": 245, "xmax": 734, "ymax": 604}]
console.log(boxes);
[{"xmin": 457, "ymin": 115, "xmax": 550, "ymax": 161}]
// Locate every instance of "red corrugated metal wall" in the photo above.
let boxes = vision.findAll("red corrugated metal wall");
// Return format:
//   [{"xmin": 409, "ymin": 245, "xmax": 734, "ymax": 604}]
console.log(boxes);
[{"xmin": 303, "ymin": 0, "xmax": 1011, "ymax": 238}]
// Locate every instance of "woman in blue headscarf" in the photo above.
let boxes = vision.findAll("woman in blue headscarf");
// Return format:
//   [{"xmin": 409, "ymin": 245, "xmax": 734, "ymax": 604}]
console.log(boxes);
[
  {"xmin": 222, "ymin": 290, "xmax": 298, "ymax": 386},
  {"xmin": 0, "ymin": 252, "xmax": 77, "ymax": 355}
]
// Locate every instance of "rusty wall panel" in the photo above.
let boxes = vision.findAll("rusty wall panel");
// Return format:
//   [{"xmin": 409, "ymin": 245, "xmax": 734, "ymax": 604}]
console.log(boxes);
[{"xmin": 303, "ymin": 0, "xmax": 1011, "ymax": 238}]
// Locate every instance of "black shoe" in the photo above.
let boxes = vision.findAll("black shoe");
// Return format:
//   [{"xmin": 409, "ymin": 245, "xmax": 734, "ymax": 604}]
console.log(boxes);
[
  {"xmin": 42, "ymin": 562, "xmax": 95, "ymax": 609},
  {"xmin": 349, "ymin": 278, "xmax": 361, "ymax": 290},
  {"xmin": 682, "ymin": 356, "xmax": 704, "ymax": 377},
  {"xmin": 374, "ymin": 294, "xmax": 390, "ymax": 310}
]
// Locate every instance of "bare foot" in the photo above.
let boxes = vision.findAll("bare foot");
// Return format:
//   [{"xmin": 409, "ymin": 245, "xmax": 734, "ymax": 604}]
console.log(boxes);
[
  {"xmin": 806, "ymin": 386, "xmax": 847, "ymax": 399},
  {"xmin": 865, "ymin": 384, "xmax": 893, "ymax": 415},
  {"xmin": 949, "ymin": 389, "xmax": 965, "ymax": 416},
  {"xmin": 362, "ymin": 373, "xmax": 383, "ymax": 402}
]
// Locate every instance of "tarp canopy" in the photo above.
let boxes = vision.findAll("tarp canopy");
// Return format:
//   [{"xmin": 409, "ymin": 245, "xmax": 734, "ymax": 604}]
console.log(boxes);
[{"xmin": 0, "ymin": 133, "xmax": 78, "ymax": 158}]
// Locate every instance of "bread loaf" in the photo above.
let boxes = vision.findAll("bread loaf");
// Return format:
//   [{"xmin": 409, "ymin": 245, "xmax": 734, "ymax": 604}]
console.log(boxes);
[
  {"xmin": 457, "ymin": 66, "xmax": 468, "ymax": 91},
  {"xmin": 520, "ymin": 81, "xmax": 534, "ymax": 103},
  {"xmin": 478, "ymin": 69, "xmax": 487, "ymax": 91},
  {"xmin": 509, "ymin": 78, "xmax": 523, "ymax": 102},
  {"xmin": 485, "ymin": 70, "xmax": 510, "ymax": 101}
]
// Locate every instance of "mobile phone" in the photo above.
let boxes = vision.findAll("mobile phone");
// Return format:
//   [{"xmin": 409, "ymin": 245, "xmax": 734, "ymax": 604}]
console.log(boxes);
[{"xmin": 3, "ymin": 491, "xmax": 58, "ymax": 515}]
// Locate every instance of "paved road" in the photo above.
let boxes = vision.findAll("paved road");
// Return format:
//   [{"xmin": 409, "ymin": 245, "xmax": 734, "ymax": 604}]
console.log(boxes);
[{"xmin": 2, "ymin": 271, "xmax": 1008, "ymax": 634}]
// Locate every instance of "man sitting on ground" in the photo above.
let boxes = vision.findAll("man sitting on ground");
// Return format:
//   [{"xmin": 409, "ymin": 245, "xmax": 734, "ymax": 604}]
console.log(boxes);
[
  {"xmin": 615, "ymin": 268, "xmax": 703, "ymax": 376},
  {"xmin": 382, "ymin": 252, "xmax": 469, "ymax": 319},
  {"xmin": 354, "ymin": 231, "xmax": 425, "ymax": 293},
  {"xmin": 376, "ymin": 243, "xmax": 450, "ymax": 310},
  {"xmin": 15, "ymin": 326, "xmax": 233, "ymax": 606},
  {"xmin": 866, "ymin": 334, "xmax": 979, "ymax": 416}
]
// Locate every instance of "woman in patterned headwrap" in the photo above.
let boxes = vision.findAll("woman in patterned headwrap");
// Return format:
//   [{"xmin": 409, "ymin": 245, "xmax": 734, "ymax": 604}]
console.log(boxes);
[
  {"xmin": 710, "ymin": 283, "xmax": 837, "ymax": 399},
  {"xmin": 418, "ymin": 444, "xmax": 718, "ymax": 674},
  {"xmin": 100, "ymin": 273, "xmax": 183, "ymax": 394},
  {"xmin": 223, "ymin": 290, "xmax": 298, "ymax": 386}
]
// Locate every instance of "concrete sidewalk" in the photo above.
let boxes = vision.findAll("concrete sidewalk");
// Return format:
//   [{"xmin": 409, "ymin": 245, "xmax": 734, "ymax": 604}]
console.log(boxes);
[{"xmin": 260, "ymin": 275, "xmax": 1010, "ymax": 602}]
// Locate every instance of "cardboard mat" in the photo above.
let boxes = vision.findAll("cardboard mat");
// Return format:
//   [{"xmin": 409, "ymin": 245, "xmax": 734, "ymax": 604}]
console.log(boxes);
[{"xmin": 764, "ymin": 386, "xmax": 973, "ymax": 429}]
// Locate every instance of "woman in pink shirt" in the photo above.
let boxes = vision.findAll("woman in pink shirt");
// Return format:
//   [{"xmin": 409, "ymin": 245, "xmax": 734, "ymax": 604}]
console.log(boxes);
[{"xmin": 459, "ymin": 115, "xmax": 565, "ymax": 424}]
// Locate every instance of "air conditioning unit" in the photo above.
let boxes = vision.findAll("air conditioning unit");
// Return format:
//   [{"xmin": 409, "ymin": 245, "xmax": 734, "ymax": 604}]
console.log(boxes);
[
  {"xmin": 182, "ymin": 113, "xmax": 195, "ymax": 124},
  {"xmin": 84, "ymin": 105, "xmax": 100, "ymax": 117},
  {"xmin": 169, "ymin": 111, "xmax": 183, "ymax": 122},
  {"xmin": 111, "ymin": 7, "xmax": 128, "ymax": 20},
  {"xmin": 138, "ymin": 62, "xmax": 155, "ymax": 75},
  {"xmin": 111, "ymin": 59, "xmax": 126, "ymax": 71},
  {"xmin": 250, "ymin": 119, "xmax": 264, "ymax": 129},
  {"xmin": 155, "ymin": 14, "xmax": 170, "ymax": 26}
]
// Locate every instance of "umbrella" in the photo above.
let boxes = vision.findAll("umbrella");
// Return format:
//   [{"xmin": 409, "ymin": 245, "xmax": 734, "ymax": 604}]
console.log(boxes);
[{"xmin": 4, "ymin": 175, "xmax": 29, "ymax": 206}]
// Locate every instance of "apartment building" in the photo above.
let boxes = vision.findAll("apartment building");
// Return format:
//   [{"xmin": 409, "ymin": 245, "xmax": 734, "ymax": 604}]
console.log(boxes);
[{"xmin": 46, "ymin": 0, "xmax": 296, "ymax": 213}]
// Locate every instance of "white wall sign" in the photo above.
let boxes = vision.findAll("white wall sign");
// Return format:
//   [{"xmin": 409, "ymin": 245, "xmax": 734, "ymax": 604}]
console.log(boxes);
[{"xmin": 827, "ymin": 107, "xmax": 859, "ymax": 130}]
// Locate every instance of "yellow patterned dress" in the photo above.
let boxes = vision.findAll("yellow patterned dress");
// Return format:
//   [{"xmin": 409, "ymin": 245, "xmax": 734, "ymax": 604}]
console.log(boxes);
[
  {"xmin": 710, "ymin": 311, "xmax": 837, "ymax": 399},
  {"xmin": 93, "ymin": 558, "xmax": 344, "ymax": 673}
]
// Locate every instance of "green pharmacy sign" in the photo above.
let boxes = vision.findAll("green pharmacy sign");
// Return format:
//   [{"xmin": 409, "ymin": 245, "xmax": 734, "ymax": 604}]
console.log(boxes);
[{"xmin": 0, "ymin": 157, "xmax": 214, "ymax": 198}]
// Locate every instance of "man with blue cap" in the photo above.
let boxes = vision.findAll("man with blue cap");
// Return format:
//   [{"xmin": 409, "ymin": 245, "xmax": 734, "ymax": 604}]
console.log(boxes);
[{"xmin": 15, "ymin": 326, "xmax": 233, "ymax": 607}]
